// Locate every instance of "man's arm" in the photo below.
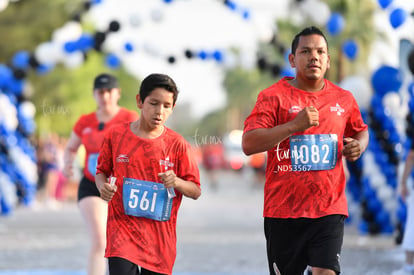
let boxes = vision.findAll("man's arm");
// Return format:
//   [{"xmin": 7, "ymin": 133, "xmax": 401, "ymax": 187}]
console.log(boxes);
[
  {"xmin": 342, "ymin": 130, "xmax": 369, "ymax": 162},
  {"xmin": 242, "ymin": 106, "xmax": 319, "ymax": 155}
]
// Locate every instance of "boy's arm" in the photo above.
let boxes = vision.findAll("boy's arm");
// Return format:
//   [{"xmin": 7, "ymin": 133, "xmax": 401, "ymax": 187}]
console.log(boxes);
[
  {"xmin": 158, "ymin": 170, "xmax": 201, "ymax": 200},
  {"xmin": 95, "ymin": 173, "xmax": 117, "ymax": 201}
]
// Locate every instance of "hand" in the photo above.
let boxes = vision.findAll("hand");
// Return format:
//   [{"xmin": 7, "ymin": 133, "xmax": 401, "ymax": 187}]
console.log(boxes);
[
  {"xmin": 158, "ymin": 170, "xmax": 177, "ymax": 189},
  {"xmin": 62, "ymin": 162, "xmax": 73, "ymax": 179},
  {"xmin": 100, "ymin": 181, "xmax": 117, "ymax": 201},
  {"xmin": 400, "ymin": 182, "xmax": 409, "ymax": 201},
  {"xmin": 293, "ymin": 106, "xmax": 319, "ymax": 132},
  {"xmin": 342, "ymin": 137, "xmax": 362, "ymax": 162}
]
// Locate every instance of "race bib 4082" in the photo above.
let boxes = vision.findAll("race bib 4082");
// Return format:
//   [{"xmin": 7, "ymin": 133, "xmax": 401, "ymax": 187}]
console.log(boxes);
[{"xmin": 289, "ymin": 134, "xmax": 338, "ymax": 171}]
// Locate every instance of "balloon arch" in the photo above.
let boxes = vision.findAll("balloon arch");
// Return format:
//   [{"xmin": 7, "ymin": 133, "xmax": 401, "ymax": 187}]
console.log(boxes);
[{"xmin": 1, "ymin": 0, "xmax": 414, "ymax": 238}]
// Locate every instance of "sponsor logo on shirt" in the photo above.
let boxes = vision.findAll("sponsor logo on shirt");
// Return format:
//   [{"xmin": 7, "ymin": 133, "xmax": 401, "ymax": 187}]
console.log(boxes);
[
  {"xmin": 159, "ymin": 156, "xmax": 174, "ymax": 170},
  {"xmin": 288, "ymin": 105, "xmax": 302, "ymax": 114},
  {"xmin": 82, "ymin": 127, "xmax": 92, "ymax": 135},
  {"xmin": 330, "ymin": 103, "xmax": 345, "ymax": 116},
  {"xmin": 116, "ymin": 154, "xmax": 129, "ymax": 163}
]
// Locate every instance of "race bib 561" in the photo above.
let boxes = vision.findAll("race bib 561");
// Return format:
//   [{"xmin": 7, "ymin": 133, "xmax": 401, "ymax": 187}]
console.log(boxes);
[{"xmin": 122, "ymin": 177, "xmax": 173, "ymax": 221}]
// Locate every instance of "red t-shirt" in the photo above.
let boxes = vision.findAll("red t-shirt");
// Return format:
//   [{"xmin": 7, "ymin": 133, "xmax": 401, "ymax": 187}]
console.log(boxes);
[
  {"xmin": 73, "ymin": 108, "xmax": 138, "ymax": 181},
  {"xmin": 243, "ymin": 77, "xmax": 368, "ymax": 219},
  {"xmin": 96, "ymin": 123, "xmax": 200, "ymax": 274}
]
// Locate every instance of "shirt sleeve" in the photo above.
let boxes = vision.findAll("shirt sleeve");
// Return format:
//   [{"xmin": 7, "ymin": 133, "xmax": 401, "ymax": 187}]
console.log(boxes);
[
  {"xmin": 73, "ymin": 115, "xmax": 87, "ymax": 137},
  {"xmin": 96, "ymin": 130, "xmax": 113, "ymax": 177},
  {"xmin": 344, "ymin": 96, "xmax": 368, "ymax": 137},
  {"xmin": 243, "ymin": 91, "xmax": 277, "ymax": 134},
  {"xmin": 176, "ymin": 140, "xmax": 201, "ymax": 187}
]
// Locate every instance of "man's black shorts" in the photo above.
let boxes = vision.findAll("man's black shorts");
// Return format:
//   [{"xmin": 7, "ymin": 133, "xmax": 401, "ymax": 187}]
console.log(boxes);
[
  {"xmin": 108, "ymin": 257, "xmax": 166, "ymax": 275},
  {"xmin": 264, "ymin": 214, "xmax": 345, "ymax": 275}
]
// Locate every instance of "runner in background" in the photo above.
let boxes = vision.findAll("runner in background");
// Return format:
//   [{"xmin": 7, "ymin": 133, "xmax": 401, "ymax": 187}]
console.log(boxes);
[{"xmin": 63, "ymin": 73, "xmax": 138, "ymax": 275}]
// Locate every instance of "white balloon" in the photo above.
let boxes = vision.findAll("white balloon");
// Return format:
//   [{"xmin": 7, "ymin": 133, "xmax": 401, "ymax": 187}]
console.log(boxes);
[
  {"xmin": 305, "ymin": 0, "xmax": 331, "ymax": 26},
  {"xmin": 290, "ymin": 8, "xmax": 306, "ymax": 26},
  {"xmin": 34, "ymin": 42, "xmax": 55, "ymax": 65},
  {"xmin": 129, "ymin": 13, "xmax": 142, "ymax": 27},
  {"xmin": 142, "ymin": 42, "xmax": 161, "ymax": 57},
  {"xmin": 382, "ymin": 91, "xmax": 402, "ymax": 118},
  {"xmin": 52, "ymin": 21, "xmax": 82, "ymax": 43},
  {"xmin": 0, "ymin": 0, "xmax": 9, "ymax": 12},
  {"xmin": 34, "ymin": 42, "xmax": 64, "ymax": 66},
  {"xmin": 339, "ymin": 75, "xmax": 372, "ymax": 110},
  {"xmin": 221, "ymin": 50, "xmax": 238, "ymax": 70},
  {"xmin": 150, "ymin": 8, "xmax": 164, "ymax": 22},
  {"xmin": 0, "ymin": 172, "xmax": 17, "ymax": 211},
  {"xmin": 19, "ymin": 101, "xmax": 36, "ymax": 119},
  {"xmin": 377, "ymin": 186, "xmax": 393, "ymax": 201},
  {"xmin": 63, "ymin": 52, "xmax": 84, "ymax": 69},
  {"xmin": 0, "ymin": 94, "xmax": 18, "ymax": 131}
]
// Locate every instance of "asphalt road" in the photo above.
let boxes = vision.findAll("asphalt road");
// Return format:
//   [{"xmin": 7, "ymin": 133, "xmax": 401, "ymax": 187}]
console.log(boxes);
[{"xmin": 0, "ymin": 168, "xmax": 406, "ymax": 275}]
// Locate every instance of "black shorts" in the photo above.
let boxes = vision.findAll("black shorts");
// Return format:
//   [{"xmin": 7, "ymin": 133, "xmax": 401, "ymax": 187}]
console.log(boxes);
[
  {"xmin": 108, "ymin": 257, "xmax": 166, "ymax": 275},
  {"xmin": 264, "ymin": 214, "xmax": 345, "ymax": 275},
  {"xmin": 77, "ymin": 176, "xmax": 101, "ymax": 201}
]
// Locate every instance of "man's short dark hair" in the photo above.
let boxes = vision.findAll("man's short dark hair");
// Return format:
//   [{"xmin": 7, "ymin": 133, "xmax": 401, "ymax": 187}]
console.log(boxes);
[{"xmin": 291, "ymin": 26, "xmax": 328, "ymax": 54}]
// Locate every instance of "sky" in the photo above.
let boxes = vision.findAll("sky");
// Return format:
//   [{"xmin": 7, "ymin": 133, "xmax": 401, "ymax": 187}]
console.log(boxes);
[
  {"xmin": 85, "ymin": 0, "xmax": 291, "ymax": 118},
  {"xmin": 84, "ymin": 0, "xmax": 414, "ymax": 119}
]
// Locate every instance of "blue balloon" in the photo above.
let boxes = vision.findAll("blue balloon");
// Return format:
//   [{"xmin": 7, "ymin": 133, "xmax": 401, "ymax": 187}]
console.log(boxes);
[
  {"xmin": 376, "ymin": 210, "xmax": 390, "ymax": 225},
  {"xmin": 77, "ymin": 34, "xmax": 94, "ymax": 51},
  {"xmin": 368, "ymin": 197, "xmax": 382, "ymax": 213},
  {"xmin": 242, "ymin": 9, "xmax": 251, "ymax": 20},
  {"xmin": 105, "ymin": 53, "xmax": 121, "ymax": 69},
  {"xmin": 378, "ymin": 0, "xmax": 393, "ymax": 9},
  {"xmin": 390, "ymin": 8, "xmax": 407, "ymax": 29},
  {"xmin": 408, "ymin": 81, "xmax": 414, "ymax": 97},
  {"xmin": 370, "ymin": 94, "xmax": 382, "ymax": 107},
  {"xmin": 124, "ymin": 42, "xmax": 134, "ymax": 52},
  {"xmin": 371, "ymin": 65, "xmax": 403, "ymax": 96},
  {"xmin": 381, "ymin": 223, "xmax": 394, "ymax": 234},
  {"xmin": 197, "ymin": 50, "xmax": 208, "ymax": 60},
  {"xmin": 326, "ymin": 12, "xmax": 345, "ymax": 36},
  {"xmin": 358, "ymin": 220, "xmax": 369, "ymax": 234},
  {"xmin": 36, "ymin": 63, "xmax": 54, "ymax": 75},
  {"xmin": 0, "ymin": 64, "xmax": 12, "ymax": 88},
  {"xmin": 12, "ymin": 51, "xmax": 30, "ymax": 70},
  {"xmin": 63, "ymin": 41, "xmax": 78, "ymax": 53},
  {"xmin": 342, "ymin": 39, "xmax": 358, "ymax": 60},
  {"xmin": 212, "ymin": 50, "xmax": 223, "ymax": 63},
  {"xmin": 397, "ymin": 203, "xmax": 407, "ymax": 222},
  {"xmin": 281, "ymin": 66, "xmax": 295, "ymax": 78},
  {"xmin": 225, "ymin": 0, "xmax": 237, "ymax": 11},
  {"xmin": 7, "ymin": 78, "xmax": 24, "ymax": 96},
  {"xmin": 0, "ymin": 197, "xmax": 12, "ymax": 216}
]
